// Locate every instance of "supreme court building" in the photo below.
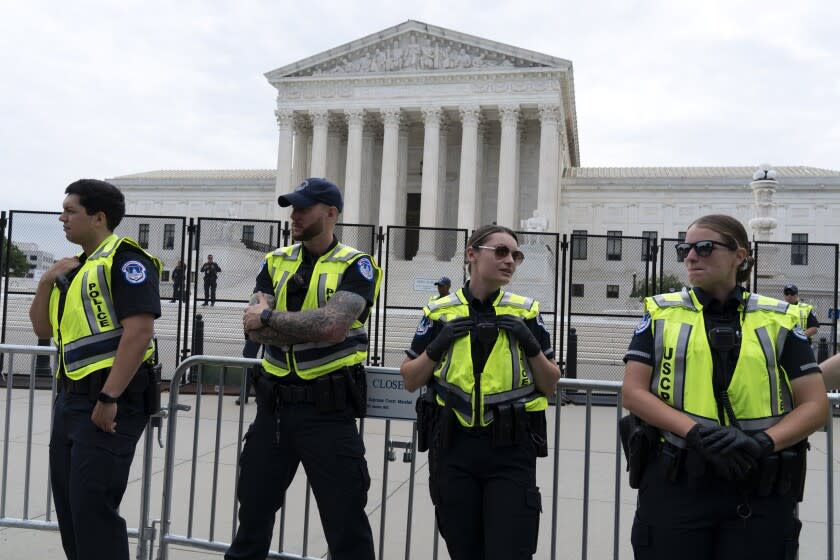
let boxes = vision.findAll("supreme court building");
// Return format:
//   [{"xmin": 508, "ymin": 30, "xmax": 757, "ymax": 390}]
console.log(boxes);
[{"xmin": 112, "ymin": 20, "xmax": 840, "ymax": 244}]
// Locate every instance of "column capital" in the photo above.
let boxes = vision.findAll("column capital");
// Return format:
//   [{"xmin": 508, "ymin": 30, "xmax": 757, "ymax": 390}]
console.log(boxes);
[
  {"xmin": 345, "ymin": 108, "xmax": 366, "ymax": 127},
  {"xmin": 275, "ymin": 109, "xmax": 295, "ymax": 129},
  {"xmin": 498, "ymin": 104, "xmax": 520, "ymax": 126},
  {"xmin": 381, "ymin": 107, "xmax": 402, "ymax": 127},
  {"xmin": 459, "ymin": 105, "xmax": 482, "ymax": 126},
  {"xmin": 538, "ymin": 104, "xmax": 561, "ymax": 125},
  {"xmin": 310, "ymin": 109, "xmax": 330, "ymax": 127},
  {"xmin": 421, "ymin": 106, "xmax": 444, "ymax": 126}
]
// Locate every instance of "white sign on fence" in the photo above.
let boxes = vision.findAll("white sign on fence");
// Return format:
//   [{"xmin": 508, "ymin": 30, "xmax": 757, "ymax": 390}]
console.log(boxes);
[
  {"xmin": 365, "ymin": 367, "xmax": 419, "ymax": 420},
  {"xmin": 413, "ymin": 278, "xmax": 438, "ymax": 292}
]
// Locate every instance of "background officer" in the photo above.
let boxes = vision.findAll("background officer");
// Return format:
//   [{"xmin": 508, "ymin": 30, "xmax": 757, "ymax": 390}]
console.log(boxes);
[
  {"xmin": 782, "ymin": 284, "xmax": 819, "ymax": 339},
  {"xmin": 200, "ymin": 254, "xmax": 221, "ymax": 306},
  {"xmin": 622, "ymin": 214, "xmax": 827, "ymax": 559},
  {"xmin": 432, "ymin": 276, "xmax": 452, "ymax": 301},
  {"xmin": 401, "ymin": 224, "xmax": 560, "ymax": 560},
  {"xmin": 228, "ymin": 178, "xmax": 380, "ymax": 560},
  {"xmin": 29, "ymin": 179, "xmax": 161, "ymax": 560}
]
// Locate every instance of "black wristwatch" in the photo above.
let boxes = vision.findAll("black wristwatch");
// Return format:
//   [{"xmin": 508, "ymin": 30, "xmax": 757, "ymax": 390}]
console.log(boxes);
[
  {"xmin": 260, "ymin": 308, "xmax": 273, "ymax": 327},
  {"xmin": 97, "ymin": 391, "xmax": 118, "ymax": 404}
]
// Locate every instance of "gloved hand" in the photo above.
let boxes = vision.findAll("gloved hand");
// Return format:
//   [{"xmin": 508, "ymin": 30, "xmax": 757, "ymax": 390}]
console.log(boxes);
[
  {"xmin": 685, "ymin": 424, "xmax": 756, "ymax": 481},
  {"xmin": 495, "ymin": 315, "xmax": 541, "ymax": 357},
  {"xmin": 424, "ymin": 316, "xmax": 474, "ymax": 362},
  {"xmin": 701, "ymin": 425, "xmax": 774, "ymax": 459}
]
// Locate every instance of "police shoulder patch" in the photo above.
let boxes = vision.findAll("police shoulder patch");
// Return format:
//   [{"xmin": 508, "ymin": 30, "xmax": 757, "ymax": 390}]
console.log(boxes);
[
  {"xmin": 792, "ymin": 325, "xmax": 809, "ymax": 341},
  {"xmin": 121, "ymin": 260, "xmax": 147, "ymax": 285},
  {"xmin": 536, "ymin": 313, "xmax": 549, "ymax": 333},
  {"xmin": 634, "ymin": 313, "xmax": 651, "ymax": 335},
  {"xmin": 415, "ymin": 316, "xmax": 431, "ymax": 335},
  {"xmin": 356, "ymin": 257, "xmax": 374, "ymax": 281}
]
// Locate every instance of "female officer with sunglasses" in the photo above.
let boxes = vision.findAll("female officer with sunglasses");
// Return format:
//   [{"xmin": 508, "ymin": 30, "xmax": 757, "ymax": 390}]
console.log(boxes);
[
  {"xmin": 622, "ymin": 214, "xmax": 827, "ymax": 560},
  {"xmin": 401, "ymin": 224, "xmax": 560, "ymax": 560}
]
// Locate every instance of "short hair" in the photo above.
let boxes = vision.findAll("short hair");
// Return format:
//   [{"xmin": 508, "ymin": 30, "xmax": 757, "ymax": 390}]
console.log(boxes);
[
  {"xmin": 688, "ymin": 214, "xmax": 753, "ymax": 283},
  {"xmin": 65, "ymin": 179, "xmax": 126, "ymax": 231}
]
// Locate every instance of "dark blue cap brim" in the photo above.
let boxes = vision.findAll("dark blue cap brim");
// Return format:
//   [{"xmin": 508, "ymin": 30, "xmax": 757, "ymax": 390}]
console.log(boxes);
[{"xmin": 277, "ymin": 192, "xmax": 317, "ymax": 208}]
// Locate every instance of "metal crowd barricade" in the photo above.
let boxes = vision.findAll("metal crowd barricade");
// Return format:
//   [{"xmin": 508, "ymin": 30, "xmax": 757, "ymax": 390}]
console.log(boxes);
[
  {"xmin": 0, "ymin": 343, "xmax": 161, "ymax": 560},
  {"xmin": 2, "ymin": 347, "xmax": 837, "ymax": 559}
]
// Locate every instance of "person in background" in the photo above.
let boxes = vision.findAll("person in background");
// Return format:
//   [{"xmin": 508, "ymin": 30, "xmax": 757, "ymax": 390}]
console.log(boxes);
[
  {"xmin": 430, "ymin": 276, "xmax": 451, "ymax": 302},
  {"xmin": 200, "ymin": 254, "xmax": 221, "ymax": 306},
  {"xmin": 171, "ymin": 258, "xmax": 185, "ymax": 303},
  {"xmin": 782, "ymin": 284, "xmax": 819, "ymax": 340}
]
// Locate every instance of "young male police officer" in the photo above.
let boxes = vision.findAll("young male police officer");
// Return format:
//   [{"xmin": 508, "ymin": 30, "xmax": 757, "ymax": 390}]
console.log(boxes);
[
  {"xmin": 782, "ymin": 284, "xmax": 819, "ymax": 340},
  {"xmin": 228, "ymin": 178, "xmax": 380, "ymax": 560},
  {"xmin": 29, "ymin": 179, "xmax": 161, "ymax": 560}
]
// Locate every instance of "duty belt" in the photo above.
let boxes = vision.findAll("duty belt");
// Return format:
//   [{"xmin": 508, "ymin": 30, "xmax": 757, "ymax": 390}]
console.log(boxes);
[{"xmin": 59, "ymin": 366, "xmax": 149, "ymax": 398}]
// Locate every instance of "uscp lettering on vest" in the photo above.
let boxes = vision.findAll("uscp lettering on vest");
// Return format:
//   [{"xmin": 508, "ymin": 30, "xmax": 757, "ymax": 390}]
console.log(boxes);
[{"xmin": 659, "ymin": 347, "xmax": 673, "ymax": 401}]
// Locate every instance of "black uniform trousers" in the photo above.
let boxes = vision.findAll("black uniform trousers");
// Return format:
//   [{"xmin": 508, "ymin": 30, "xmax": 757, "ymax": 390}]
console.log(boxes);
[
  {"xmin": 203, "ymin": 278, "xmax": 217, "ymax": 305},
  {"xmin": 225, "ymin": 377, "xmax": 375, "ymax": 560},
  {"xmin": 429, "ymin": 424, "xmax": 542, "ymax": 560},
  {"xmin": 632, "ymin": 455, "xmax": 800, "ymax": 560},
  {"xmin": 49, "ymin": 390, "xmax": 148, "ymax": 560}
]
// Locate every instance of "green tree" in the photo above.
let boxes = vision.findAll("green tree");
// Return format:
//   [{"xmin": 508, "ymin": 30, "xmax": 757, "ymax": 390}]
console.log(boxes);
[
  {"xmin": 2, "ymin": 240, "xmax": 30, "ymax": 277},
  {"xmin": 630, "ymin": 273, "xmax": 686, "ymax": 298}
]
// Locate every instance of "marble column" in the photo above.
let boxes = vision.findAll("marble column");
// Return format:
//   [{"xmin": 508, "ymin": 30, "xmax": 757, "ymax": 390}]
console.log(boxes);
[
  {"xmin": 395, "ymin": 125, "xmax": 410, "ymax": 227},
  {"xmin": 496, "ymin": 104, "xmax": 520, "ymax": 228},
  {"xmin": 274, "ymin": 109, "xmax": 295, "ymax": 220},
  {"xmin": 343, "ymin": 109, "xmax": 365, "ymax": 223},
  {"xmin": 420, "ymin": 107, "xmax": 443, "ymax": 228},
  {"xmin": 378, "ymin": 108, "xmax": 402, "ymax": 228},
  {"xmin": 457, "ymin": 105, "xmax": 481, "ymax": 232},
  {"xmin": 537, "ymin": 104, "xmax": 561, "ymax": 231},
  {"xmin": 359, "ymin": 119, "xmax": 377, "ymax": 224},
  {"xmin": 292, "ymin": 115, "xmax": 311, "ymax": 186},
  {"xmin": 309, "ymin": 109, "xmax": 329, "ymax": 177},
  {"xmin": 326, "ymin": 118, "xmax": 344, "ymax": 185}
]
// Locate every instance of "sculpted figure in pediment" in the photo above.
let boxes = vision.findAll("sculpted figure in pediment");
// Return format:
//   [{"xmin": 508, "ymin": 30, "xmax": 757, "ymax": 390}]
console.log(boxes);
[
  {"xmin": 438, "ymin": 42, "xmax": 452, "ymax": 69},
  {"xmin": 455, "ymin": 48, "xmax": 472, "ymax": 68},
  {"xmin": 357, "ymin": 50, "xmax": 371, "ymax": 73},
  {"xmin": 388, "ymin": 40, "xmax": 404, "ymax": 71},
  {"xmin": 404, "ymin": 35, "xmax": 421, "ymax": 69},
  {"xmin": 420, "ymin": 38, "xmax": 436, "ymax": 70},
  {"xmin": 371, "ymin": 48, "xmax": 387, "ymax": 72}
]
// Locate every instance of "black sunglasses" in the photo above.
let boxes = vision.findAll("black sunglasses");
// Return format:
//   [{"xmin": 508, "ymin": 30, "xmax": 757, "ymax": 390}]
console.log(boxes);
[
  {"xmin": 674, "ymin": 240, "xmax": 736, "ymax": 259},
  {"xmin": 474, "ymin": 245, "xmax": 525, "ymax": 265}
]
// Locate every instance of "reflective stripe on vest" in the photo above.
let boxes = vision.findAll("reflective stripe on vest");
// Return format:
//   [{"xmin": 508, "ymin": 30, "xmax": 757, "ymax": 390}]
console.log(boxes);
[{"xmin": 645, "ymin": 289, "xmax": 798, "ymax": 438}]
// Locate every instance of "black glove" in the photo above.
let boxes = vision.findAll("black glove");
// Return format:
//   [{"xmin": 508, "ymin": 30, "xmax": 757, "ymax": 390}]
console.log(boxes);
[
  {"xmin": 686, "ymin": 424, "xmax": 756, "ymax": 481},
  {"xmin": 424, "ymin": 316, "xmax": 474, "ymax": 362},
  {"xmin": 749, "ymin": 431, "xmax": 776, "ymax": 460},
  {"xmin": 495, "ymin": 315, "xmax": 541, "ymax": 357}
]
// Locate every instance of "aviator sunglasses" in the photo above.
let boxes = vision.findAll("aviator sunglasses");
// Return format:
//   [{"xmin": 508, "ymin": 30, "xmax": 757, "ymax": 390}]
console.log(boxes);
[
  {"xmin": 674, "ymin": 240, "xmax": 736, "ymax": 260},
  {"xmin": 474, "ymin": 245, "xmax": 525, "ymax": 265}
]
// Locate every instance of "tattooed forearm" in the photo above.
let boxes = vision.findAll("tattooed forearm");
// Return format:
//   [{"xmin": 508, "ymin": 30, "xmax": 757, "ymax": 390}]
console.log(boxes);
[
  {"xmin": 266, "ymin": 291, "xmax": 367, "ymax": 343},
  {"xmin": 248, "ymin": 326, "xmax": 307, "ymax": 347}
]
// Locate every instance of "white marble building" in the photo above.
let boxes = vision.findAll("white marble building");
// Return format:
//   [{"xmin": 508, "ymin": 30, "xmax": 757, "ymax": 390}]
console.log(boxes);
[{"xmin": 110, "ymin": 20, "xmax": 840, "ymax": 244}]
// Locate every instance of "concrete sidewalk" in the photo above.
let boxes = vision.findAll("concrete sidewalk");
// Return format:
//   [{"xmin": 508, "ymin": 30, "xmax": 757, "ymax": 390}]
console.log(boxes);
[{"xmin": 1, "ymin": 389, "xmax": 838, "ymax": 559}]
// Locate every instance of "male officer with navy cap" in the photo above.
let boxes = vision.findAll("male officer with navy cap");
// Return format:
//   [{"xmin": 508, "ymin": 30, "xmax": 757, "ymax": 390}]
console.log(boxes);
[
  {"xmin": 227, "ymin": 178, "xmax": 380, "ymax": 560},
  {"xmin": 431, "ymin": 276, "xmax": 451, "ymax": 301},
  {"xmin": 783, "ymin": 284, "xmax": 819, "ymax": 340}
]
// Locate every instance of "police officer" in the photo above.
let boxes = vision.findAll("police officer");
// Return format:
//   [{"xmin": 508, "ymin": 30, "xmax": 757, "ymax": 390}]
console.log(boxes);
[
  {"xmin": 28, "ymin": 179, "xmax": 161, "ymax": 560},
  {"xmin": 622, "ymin": 214, "xmax": 828, "ymax": 560},
  {"xmin": 228, "ymin": 178, "xmax": 380, "ymax": 560},
  {"xmin": 782, "ymin": 284, "xmax": 819, "ymax": 340},
  {"xmin": 401, "ymin": 224, "xmax": 560, "ymax": 560},
  {"xmin": 432, "ymin": 276, "xmax": 452, "ymax": 300}
]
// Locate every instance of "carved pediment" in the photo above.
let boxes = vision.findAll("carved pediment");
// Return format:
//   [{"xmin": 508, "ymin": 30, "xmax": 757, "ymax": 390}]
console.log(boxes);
[{"xmin": 268, "ymin": 21, "xmax": 569, "ymax": 80}]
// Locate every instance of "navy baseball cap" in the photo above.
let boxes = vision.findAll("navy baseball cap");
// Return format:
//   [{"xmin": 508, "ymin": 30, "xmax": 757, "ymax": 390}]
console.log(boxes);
[
  {"xmin": 783, "ymin": 284, "xmax": 798, "ymax": 294},
  {"xmin": 435, "ymin": 276, "xmax": 452, "ymax": 286},
  {"xmin": 277, "ymin": 178, "xmax": 343, "ymax": 213}
]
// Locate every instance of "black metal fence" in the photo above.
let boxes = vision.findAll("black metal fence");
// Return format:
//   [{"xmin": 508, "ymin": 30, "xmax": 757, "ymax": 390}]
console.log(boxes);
[{"xmin": 1, "ymin": 214, "xmax": 837, "ymax": 386}]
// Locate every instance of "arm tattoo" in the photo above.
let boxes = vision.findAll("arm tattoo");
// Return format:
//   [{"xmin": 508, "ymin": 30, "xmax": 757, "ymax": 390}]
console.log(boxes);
[
  {"xmin": 248, "ymin": 326, "xmax": 307, "ymax": 347},
  {"xmin": 263, "ymin": 291, "xmax": 367, "ymax": 345}
]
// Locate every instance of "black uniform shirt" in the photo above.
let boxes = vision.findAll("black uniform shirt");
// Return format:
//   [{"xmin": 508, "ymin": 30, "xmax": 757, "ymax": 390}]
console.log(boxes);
[
  {"xmin": 110, "ymin": 247, "xmax": 162, "ymax": 321},
  {"xmin": 254, "ymin": 237, "xmax": 377, "ymax": 320},
  {"xmin": 805, "ymin": 310, "xmax": 820, "ymax": 329},
  {"xmin": 624, "ymin": 287, "xmax": 820, "ymax": 382},
  {"xmin": 406, "ymin": 282, "xmax": 554, "ymax": 373}
]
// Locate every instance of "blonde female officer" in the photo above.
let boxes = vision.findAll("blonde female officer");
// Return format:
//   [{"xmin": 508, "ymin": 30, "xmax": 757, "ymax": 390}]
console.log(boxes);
[
  {"xmin": 401, "ymin": 224, "xmax": 560, "ymax": 560},
  {"xmin": 622, "ymin": 214, "xmax": 827, "ymax": 559}
]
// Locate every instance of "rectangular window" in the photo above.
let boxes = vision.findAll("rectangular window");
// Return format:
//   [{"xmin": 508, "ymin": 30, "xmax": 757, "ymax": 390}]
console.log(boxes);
[
  {"xmin": 606, "ymin": 285, "xmax": 619, "ymax": 298},
  {"xmin": 163, "ymin": 224, "xmax": 175, "ymax": 250},
  {"xmin": 676, "ymin": 231, "xmax": 687, "ymax": 262},
  {"xmin": 30, "ymin": 255, "xmax": 37, "ymax": 261},
  {"xmin": 571, "ymin": 283, "xmax": 585, "ymax": 297},
  {"xmin": 138, "ymin": 224, "xmax": 149, "ymax": 249},
  {"xmin": 572, "ymin": 230, "xmax": 588, "ymax": 260},
  {"xmin": 791, "ymin": 233, "xmax": 808, "ymax": 265},
  {"xmin": 242, "ymin": 225, "xmax": 255, "ymax": 244},
  {"xmin": 642, "ymin": 231, "xmax": 658, "ymax": 261},
  {"xmin": 161, "ymin": 270, "xmax": 171, "ymax": 282},
  {"xmin": 606, "ymin": 231, "xmax": 622, "ymax": 261}
]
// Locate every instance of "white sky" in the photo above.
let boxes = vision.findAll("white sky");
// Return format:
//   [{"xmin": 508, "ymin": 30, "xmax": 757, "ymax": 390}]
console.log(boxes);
[{"xmin": 2, "ymin": 1, "xmax": 838, "ymax": 211}]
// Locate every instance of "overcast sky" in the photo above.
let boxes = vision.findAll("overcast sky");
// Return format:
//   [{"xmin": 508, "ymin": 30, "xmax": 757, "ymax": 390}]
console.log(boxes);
[{"xmin": 2, "ymin": 1, "xmax": 838, "ymax": 211}]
